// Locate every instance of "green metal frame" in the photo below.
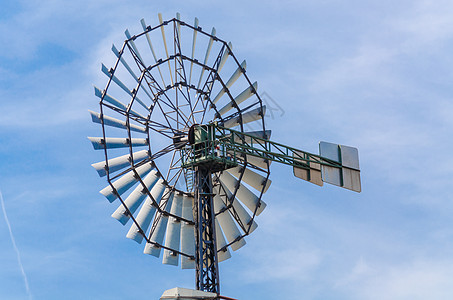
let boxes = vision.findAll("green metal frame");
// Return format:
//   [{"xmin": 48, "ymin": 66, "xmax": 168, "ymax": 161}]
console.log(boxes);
[
  {"xmin": 182, "ymin": 123, "xmax": 343, "ymax": 172},
  {"xmin": 181, "ymin": 125, "xmax": 239, "ymax": 172}
]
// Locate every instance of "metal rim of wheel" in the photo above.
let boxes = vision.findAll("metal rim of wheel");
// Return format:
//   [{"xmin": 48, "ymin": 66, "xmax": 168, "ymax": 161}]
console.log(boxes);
[{"xmin": 88, "ymin": 12, "xmax": 272, "ymax": 274}]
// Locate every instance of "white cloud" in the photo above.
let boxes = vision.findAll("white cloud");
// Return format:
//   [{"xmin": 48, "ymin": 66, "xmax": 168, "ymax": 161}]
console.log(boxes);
[
  {"xmin": 336, "ymin": 258, "xmax": 453, "ymax": 299},
  {"xmin": 240, "ymin": 247, "xmax": 321, "ymax": 283}
]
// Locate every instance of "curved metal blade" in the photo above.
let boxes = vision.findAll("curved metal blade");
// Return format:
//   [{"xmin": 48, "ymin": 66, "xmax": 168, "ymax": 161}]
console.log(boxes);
[
  {"xmin": 218, "ymin": 81, "xmax": 258, "ymax": 116},
  {"xmin": 101, "ymin": 64, "xmax": 148, "ymax": 110},
  {"xmin": 111, "ymin": 43, "xmax": 154, "ymax": 101},
  {"xmin": 219, "ymin": 172, "xmax": 267, "ymax": 216},
  {"xmin": 221, "ymin": 105, "xmax": 266, "ymax": 128},
  {"xmin": 226, "ymin": 129, "xmax": 271, "ymax": 144},
  {"xmin": 112, "ymin": 44, "xmax": 138, "ymax": 79},
  {"xmin": 180, "ymin": 195, "xmax": 196, "ymax": 269},
  {"xmin": 176, "ymin": 12, "xmax": 181, "ymax": 39},
  {"xmin": 197, "ymin": 27, "xmax": 216, "ymax": 90},
  {"xmin": 144, "ymin": 189, "xmax": 174, "ymax": 257},
  {"xmin": 162, "ymin": 193, "xmax": 183, "ymax": 266},
  {"xmin": 89, "ymin": 111, "xmax": 146, "ymax": 133},
  {"xmin": 211, "ymin": 60, "xmax": 246, "ymax": 105},
  {"xmin": 217, "ymin": 42, "xmax": 232, "ymax": 73},
  {"xmin": 213, "ymin": 193, "xmax": 246, "ymax": 251},
  {"xmin": 233, "ymin": 153, "xmax": 271, "ymax": 169},
  {"xmin": 219, "ymin": 182, "xmax": 258, "ymax": 234},
  {"xmin": 215, "ymin": 218, "xmax": 232, "ymax": 262},
  {"xmin": 99, "ymin": 162, "xmax": 154, "ymax": 202},
  {"xmin": 189, "ymin": 17, "xmax": 199, "ymax": 85},
  {"xmin": 125, "ymin": 29, "xmax": 145, "ymax": 65},
  {"xmin": 158, "ymin": 13, "xmax": 174, "ymax": 86},
  {"xmin": 140, "ymin": 18, "xmax": 167, "ymax": 87},
  {"xmin": 126, "ymin": 178, "xmax": 166, "ymax": 243},
  {"xmin": 226, "ymin": 166, "xmax": 272, "ymax": 194},
  {"xmin": 93, "ymin": 86, "xmax": 144, "ymax": 118},
  {"xmin": 91, "ymin": 149, "xmax": 150, "ymax": 177},
  {"xmin": 111, "ymin": 170, "xmax": 160, "ymax": 224},
  {"xmin": 88, "ymin": 137, "xmax": 148, "ymax": 150}
]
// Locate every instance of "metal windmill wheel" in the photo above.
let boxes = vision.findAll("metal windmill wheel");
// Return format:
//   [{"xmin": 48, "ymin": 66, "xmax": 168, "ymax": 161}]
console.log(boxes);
[{"xmin": 89, "ymin": 13, "xmax": 271, "ymax": 295}]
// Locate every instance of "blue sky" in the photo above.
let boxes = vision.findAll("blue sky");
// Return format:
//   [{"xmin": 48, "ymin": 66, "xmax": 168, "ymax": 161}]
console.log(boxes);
[{"xmin": 1, "ymin": 1, "xmax": 453, "ymax": 299}]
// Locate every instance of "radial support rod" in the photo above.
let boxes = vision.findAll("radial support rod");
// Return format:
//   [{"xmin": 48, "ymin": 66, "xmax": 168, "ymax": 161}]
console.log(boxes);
[{"xmin": 194, "ymin": 166, "xmax": 220, "ymax": 294}]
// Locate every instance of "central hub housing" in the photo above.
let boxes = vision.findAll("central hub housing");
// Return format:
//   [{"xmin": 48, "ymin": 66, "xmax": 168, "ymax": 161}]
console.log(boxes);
[{"xmin": 182, "ymin": 124, "xmax": 237, "ymax": 172}]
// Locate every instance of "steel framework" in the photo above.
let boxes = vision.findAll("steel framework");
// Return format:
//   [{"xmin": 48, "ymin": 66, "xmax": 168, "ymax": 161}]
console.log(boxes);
[{"xmin": 194, "ymin": 166, "xmax": 220, "ymax": 293}]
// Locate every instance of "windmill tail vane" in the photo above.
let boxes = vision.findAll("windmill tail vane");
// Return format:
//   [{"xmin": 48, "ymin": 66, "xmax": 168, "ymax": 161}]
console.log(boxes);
[{"xmin": 88, "ymin": 12, "xmax": 361, "ymax": 299}]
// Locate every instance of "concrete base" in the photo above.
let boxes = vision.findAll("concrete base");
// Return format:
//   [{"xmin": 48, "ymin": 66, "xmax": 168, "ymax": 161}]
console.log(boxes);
[{"xmin": 160, "ymin": 287, "xmax": 217, "ymax": 300}]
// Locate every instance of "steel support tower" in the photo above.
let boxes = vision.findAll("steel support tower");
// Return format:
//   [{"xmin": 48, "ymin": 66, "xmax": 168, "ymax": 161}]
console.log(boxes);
[{"xmin": 194, "ymin": 166, "xmax": 220, "ymax": 293}]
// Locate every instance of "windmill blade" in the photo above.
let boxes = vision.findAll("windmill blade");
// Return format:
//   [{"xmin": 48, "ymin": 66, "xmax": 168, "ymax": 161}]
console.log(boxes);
[
  {"xmin": 219, "ymin": 171, "xmax": 267, "ymax": 216},
  {"xmin": 140, "ymin": 18, "xmax": 167, "ymax": 87},
  {"xmin": 189, "ymin": 17, "xmax": 199, "ymax": 85},
  {"xmin": 111, "ymin": 169, "xmax": 160, "ymax": 224},
  {"xmin": 211, "ymin": 60, "xmax": 246, "ymax": 105},
  {"xmin": 89, "ymin": 111, "xmax": 147, "ymax": 133},
  {"xmin": 217, "ymin": 42, "xmax": 232, "ymax": 74},
  {"xmin": 125, "ymin": 29, "xmax": 145, "ymax": 65},
  {"xmin": 91, "ymin": 149, "xmax": 150, "ymax": 177},
  {"xmin": 215, "ymin": 218, "xmax": 232, "ymax": 262},
  {"xmin": 99, "ymin": 162, "xmax": 154, "ymax": 202},
  {"xmin": 176, "ymin": 12, "xmax": 181, "ymax": 39},
  {"xmin": 158, "ymin": 13, "xmax": 174, "ymax": 86},
  {"xmin": 226, "ymin": 151, "xmax": 270, "ymax": 169},
  {"xmin": 94, "ymin": 86, "xmax": 144, "ymax": 118},
  {"xmin": 235, "ymin": 153, "xmax": 271, "ymax": 169},
  {"xmin": 213, "ymin": 193, "xmax": 246, "ymax": 251},
  {"xmin": 140, "ymin": 18, "xmax": 158, "ymax": 60},
  {"xmin": 88, "ymin": 137, "xmax": 148, "ymax": 150},
  {"xmin": 144, "ymin": 189, "xmax": 174, "ymax": 257},
  {"xmin": 219, "ymin": 182, "xmax": 258, "ymax": 234},
  {"xmin": 318, "ymin": 142, "xmax": 361, "ymax": 192},
  {"xmin": 197, "ymin": 27, "xmax": 216, "ymax": 89},
  {"xmin": 94, "ymin": 86, "xmax": 127, "ymax": 111},
  {"xmin": 111, "ymin": 43, "xmax": 154, "ymax": 100},
  {"xmin": 223, "ymin": 128, "xmax": 272, "ymax": 169},
  {"xmin": 293, "ymin": 150, "xmax": 323, "ymax": 187},
  {"xmin": 162, "ymin": 193, "xmax": 183, "ymax": 266},
  {"xmin": 229, "ymin": 130, "xmax": 271, "ymax": 144},
  {"xmin": 100, "ymin": 64, "xmax": 148, "ymax": 110},
  {"xmin": 126, "ymin": 178, "xmax": 166, "ymax": 243},
  {"xmin": 224, "ymin": 128, "xmax": 272, "ymax": 169},
  {"xmin": 221, "ymin": 105, "xmax": 266, "ymax": 128},
  {"xmin": 218, "ymin": 82, "xmax": 258, "ymax": 116},
  {"xmin": 180, "ymin": 195, "xmax": 196, "ymax": 269},
  {"xmin": 226, "ymin": 166, "xmax": 271, "ymax": 194},
  {"xmin": 112, "ymin": 44, "xmax": 138, "ymax": 79}
]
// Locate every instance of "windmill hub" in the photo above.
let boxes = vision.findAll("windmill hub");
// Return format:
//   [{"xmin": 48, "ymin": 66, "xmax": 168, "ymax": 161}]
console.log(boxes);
[
  {"xmin": 183, "ymin": 124, "xmax": 238, "ymax": 173},
  {"xmin": 172, "ymin": 131, "xmax": 189, "ymax": 149}
]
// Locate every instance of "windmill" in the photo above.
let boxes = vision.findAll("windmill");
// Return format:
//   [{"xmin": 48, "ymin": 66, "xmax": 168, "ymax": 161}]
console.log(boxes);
[{"xmin": 88, "ymin": 13, "xmax": 361, "ymax": 299}]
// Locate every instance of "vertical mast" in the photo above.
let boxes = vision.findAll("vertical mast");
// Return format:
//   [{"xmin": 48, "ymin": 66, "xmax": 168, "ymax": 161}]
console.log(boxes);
[{"xmin": 194, "ymin": 166, "xmax": 220, "ymax": 294}]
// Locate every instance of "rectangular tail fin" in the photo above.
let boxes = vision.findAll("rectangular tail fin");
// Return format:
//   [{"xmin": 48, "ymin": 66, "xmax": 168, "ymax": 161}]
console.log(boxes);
[
  {"xmin": 319, "ymin": 141, "xmax": 361, "ymax": 192},
  {"xmin": 293, "ymin": 150, "xmax": 323, "ymax": 187}
]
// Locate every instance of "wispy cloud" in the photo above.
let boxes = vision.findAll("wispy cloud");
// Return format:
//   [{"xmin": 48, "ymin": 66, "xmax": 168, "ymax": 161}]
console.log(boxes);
[
  {"xmin": 335, "ymin": 257, "xmax": 453, "ymax": 299},
  {"xmin": 0, "ymin": 190, "xmax": 32, "ymax": 300}
]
